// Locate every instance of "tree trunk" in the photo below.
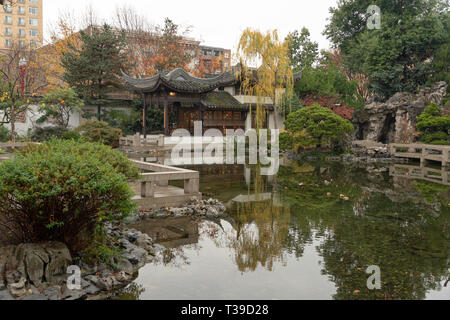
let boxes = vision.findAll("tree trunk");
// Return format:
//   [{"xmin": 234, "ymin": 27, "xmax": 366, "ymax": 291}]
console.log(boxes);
[
  {"xmin": 10, "ymin": 102, "xmax": 15, "ymax": 144},
  {"xmin": 273, "ymin": 87, "xmax": 279, "ymax": 130},
  {"xmin": 97, "ymin": 105, "xmax": 101, "ymax": 121},
  {"xmin": 142, "ymin": 93, "xmax": 147, "ymax": 138}
]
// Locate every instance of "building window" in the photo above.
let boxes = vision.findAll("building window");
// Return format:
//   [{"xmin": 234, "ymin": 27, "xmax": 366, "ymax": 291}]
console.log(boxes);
[
  {"xmin": 29, "ymin": 6, "xmax": 38, "ymax": 15},
  {"xmin": 29, "ymin": 18, "xmax": 39, "ymax": 26},
  {"xmin": 3, "ymin": 4, "xmax": 12, "ymax": 13},
  {"xmin": 18, "ymin": 6, "xmax": 26, "ymax": 15},
  {"xmin": 18, "ymin": 17, "xmax": 25, "ymax": 26},
  {"xmin": 5, "ymin": 27, "xmax": 12, "ymax": 36},
  {"xmin": 18, "ymin": 0, "xmax": 25, "ymax": 3},
  {"xmin": 19, "ymin": 40, "xmax": 26, "ymax": 48},
  {"xmin": 233, "ymin": 112, "xmax": 242, "ymax": 121},
  {"xmin": 29, "ymin": 29, "xmax": 39, "ymax": 37},
  {"xmin": 18, "ymin": 29, "xmax": 26, "ymax": 38},
  {"xmin": 29, "ymin": 40, "xmax": 38, "ymax": 47},
  {"xmin": 4, "ymin": 16, "xmax": 12, "ymax": 25},
  {"xmin": 29, "ymin": 0, "xmax": 39, "ymax": 3},
  {"xmin": 5, "ymin": 39, "xmax": 12, "ymax": 48},
  {"xmin": 204, "ymin": 112, "xmax": 213, "ymax": 121},
  {"xmin": 224, "ymin": 112, "xmax": 233, "ymax": 121}
]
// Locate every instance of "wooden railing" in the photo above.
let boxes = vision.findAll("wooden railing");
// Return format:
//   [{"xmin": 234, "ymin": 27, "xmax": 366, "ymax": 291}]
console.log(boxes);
[
  {"xmin": 203, "ymin": 120, "xmax": 245, "ymax": 127},
  {"xmin": 0, "ymin": 142, "xmax": 30, "ymax": 149},
  {"xmin": 390, "ymin": 143, "xmax": 450, "ymax": 166}
]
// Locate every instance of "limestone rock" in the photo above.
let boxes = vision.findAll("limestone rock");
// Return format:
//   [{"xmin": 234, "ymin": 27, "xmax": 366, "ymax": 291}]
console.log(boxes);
[
  {"xmin": 8, "ymin": 277, "xmax": 27, "ymax": 298},
  {"xmin": 115, "ymin": 258, "xmax": 134, "ymax": 275},
  {"xmin": 44, "ymin": 242, "xmax": 72, "ymax": 285},
  {"xmin": 43, "ymin": 286, "xmax": 62, "ymax": 300},
  {"xmin": 1, "ymin": 242, "xmax": 71, "ymax": 290},
  {"xmin": 354, "ymin": 81, "xmax": 447, "ymax": 144}
]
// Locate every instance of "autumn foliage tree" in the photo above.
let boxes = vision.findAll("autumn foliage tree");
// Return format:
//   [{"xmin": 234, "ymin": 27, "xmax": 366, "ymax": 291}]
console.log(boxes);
[
  {"xmin": 35, "ymin": 16, "xmax": 83, "ymax": 94},
  {"xmin": 39, "ymin": 87, "xmax": 84, "ymax": 128},
  {"xmin": 0, "ymin": 43, "xmax": 47, "ymax": 142},
  {"xmin": 148, "ymin": 18, "xmax": 195, "ymax": 75}
]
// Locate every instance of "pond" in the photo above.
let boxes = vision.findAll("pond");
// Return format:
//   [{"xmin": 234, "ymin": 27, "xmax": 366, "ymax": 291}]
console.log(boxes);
[{"xmin": 115, "ymin": 160, "xmax": 449, "ymax": 300}]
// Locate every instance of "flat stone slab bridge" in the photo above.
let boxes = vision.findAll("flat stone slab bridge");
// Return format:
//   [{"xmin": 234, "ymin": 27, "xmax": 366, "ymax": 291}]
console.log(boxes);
[
  {"xmin": 390, "ymin": 144, "xmax": 450, "ymax": 167},
  {"xmin": 130, "ymin": 159, "xmax": 201, "ymax": 211}
]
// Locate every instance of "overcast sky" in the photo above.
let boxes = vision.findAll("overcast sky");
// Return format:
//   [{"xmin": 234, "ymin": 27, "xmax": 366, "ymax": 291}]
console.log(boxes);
[{"xmin": 43, "ymin": 0, "xmax": 338, "ymax": 53}]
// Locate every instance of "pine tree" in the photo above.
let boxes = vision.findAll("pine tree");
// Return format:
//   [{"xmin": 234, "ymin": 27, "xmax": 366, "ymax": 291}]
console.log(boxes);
[{"xmin": 62, "ymin": 24, "xmax": 129, "ymax": 120}]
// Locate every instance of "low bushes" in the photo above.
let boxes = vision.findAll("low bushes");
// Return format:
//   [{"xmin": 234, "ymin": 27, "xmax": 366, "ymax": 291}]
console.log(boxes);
[
  {"xmin": 0, "ymin": 139, "xmax": 139, "ymax": 255},
  {"xmin": 416, "ymin": 103, "xmax": 450, "ymax": 145},
  {"xmin": 76, "ymin": 120, "xmax": 122, "ymax": 148},
  {"xmin": 0, "ymin": 125, "xmax": 9, "ymax": 142},
  {"xmin": 31, "ymin": 126, "xmax": 82, "ymax": 142},
  {"xmin": 31, "ymin": 126, "xmax": 69, "ymax": 142},
  {"xmin": 284, "ymin": 103, "xmax": 354, "ymax": 153}
]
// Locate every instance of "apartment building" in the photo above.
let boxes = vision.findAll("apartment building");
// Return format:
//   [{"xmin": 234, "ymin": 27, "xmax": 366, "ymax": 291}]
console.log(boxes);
[
  {"xmin": 0, "ymin": 0, "xmax": 43, "ymax": 50},
  {"xmin": 197, "ymin": 45, "xmax": 231, "ymax": 74}
]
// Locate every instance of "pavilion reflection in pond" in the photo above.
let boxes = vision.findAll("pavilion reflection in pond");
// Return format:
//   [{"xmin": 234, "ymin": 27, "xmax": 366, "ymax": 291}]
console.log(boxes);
[{"xmin": 130, "ymin": 217, "xmax": 199, "ymax": 248}]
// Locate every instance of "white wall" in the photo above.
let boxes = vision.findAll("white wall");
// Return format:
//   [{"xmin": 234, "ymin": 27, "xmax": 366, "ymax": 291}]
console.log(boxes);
[{"xmin": 0, "ymin": 104, "xmax": 82, "ymax": 137}]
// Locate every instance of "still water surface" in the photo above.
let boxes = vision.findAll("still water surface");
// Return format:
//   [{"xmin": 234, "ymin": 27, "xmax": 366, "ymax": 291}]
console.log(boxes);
[{"xmin": 116, "ymin": 160, "xmax": 449, "ymax": 300}]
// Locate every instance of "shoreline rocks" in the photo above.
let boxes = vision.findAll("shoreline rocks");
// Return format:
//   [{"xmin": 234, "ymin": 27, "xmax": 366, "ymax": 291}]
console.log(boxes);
[
  {"xmin": 125, "ymin": 198, "xmax": 227, "ymax": 223},
  {"xmin": 0, "ymin": 197, "xmax": 227, "ymax": 300}
]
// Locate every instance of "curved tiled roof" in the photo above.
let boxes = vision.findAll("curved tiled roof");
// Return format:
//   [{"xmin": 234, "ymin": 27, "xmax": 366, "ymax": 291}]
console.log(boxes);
[
  {"xmin": 200, "ymin": 91, "xmax": 246, "ymax": 110},
  {"xmin": 122, "ymin": 68, "xmax": 235, "ymax": 93}
]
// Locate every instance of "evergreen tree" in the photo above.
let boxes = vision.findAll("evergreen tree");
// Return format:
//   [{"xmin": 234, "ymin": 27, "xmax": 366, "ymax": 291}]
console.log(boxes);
[
  {"xmin": 62, "ymin": 24, "xmax": 129, "ymax": 120},
  {"xmin": 324, "ymin": 0, "xmax": 449, "ymax": 100}
]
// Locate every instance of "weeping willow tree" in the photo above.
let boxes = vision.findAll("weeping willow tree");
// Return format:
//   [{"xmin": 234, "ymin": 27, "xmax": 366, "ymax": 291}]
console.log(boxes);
[
  {"xmin": 230, "ymin": 165, "xmax": 291, "ymax": 272},
  {"xmin": 237, "ymin": 29, "xmax": 294, "ymax": 130}
]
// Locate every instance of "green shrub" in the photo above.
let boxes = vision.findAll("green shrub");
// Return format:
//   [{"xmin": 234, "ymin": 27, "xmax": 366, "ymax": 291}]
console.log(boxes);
[
  {"xmin": 0, "ymin": 139, "xmax": 139, "ymax": 254},
  {"xmin": 417, "ymin": 103, "xmax": 450, "ymax": 145},
  {"xmin": 62, "ymin": 130, "xmax": 82, "ymax": 141},
  {"xmin": 284, "ymin": 104, "xmax": 354, "ymax": 151},
  {"xmin": 31, "ymin": 126, "xmax": 69, "ymax": 142},
  {"xmin": 76, "ymin": 120, "xmax": 122, "ymax": 148},
  {"xmin": 279, "ymin": 132, "xmax": 293, "ymax": 150},
  {"xmin": 0, "ymin": 125, "xmax": 9, "ymax": 142},
  {"xmin": 31, "ymin": 126, "xmax": 83, "ymax": 142}
]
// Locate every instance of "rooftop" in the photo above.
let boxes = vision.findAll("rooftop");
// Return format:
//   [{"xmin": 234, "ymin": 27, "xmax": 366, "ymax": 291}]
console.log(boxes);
[{"xmin": 122, "ymin": 68, "xmax": 235, "ymax": 94}]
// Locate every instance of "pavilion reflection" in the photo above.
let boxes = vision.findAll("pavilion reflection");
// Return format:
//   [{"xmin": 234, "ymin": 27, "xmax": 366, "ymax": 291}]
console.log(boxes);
[{"xmin": 131, "ymin": 216, "xmax": 199, "ymax": 248}]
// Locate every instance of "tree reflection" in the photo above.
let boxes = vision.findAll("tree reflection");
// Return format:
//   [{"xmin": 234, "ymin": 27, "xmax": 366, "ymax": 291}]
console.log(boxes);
[
  {"xmin": 207, "ymin": 165, "xmax": 292, "ymax": 273},
  {"xmin": 277, "ymin": 161, "xmax": 449, "ymax": 300}
]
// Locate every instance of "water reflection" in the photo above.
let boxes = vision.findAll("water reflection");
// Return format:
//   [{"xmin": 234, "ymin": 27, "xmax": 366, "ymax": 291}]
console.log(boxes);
[
  {"xmin": 130, "ymin": 217, "xmax": 200, "ymax": 268},
  {"xmin": 117, "ymin": 160, "xmax": 449, "ymax": 300}
]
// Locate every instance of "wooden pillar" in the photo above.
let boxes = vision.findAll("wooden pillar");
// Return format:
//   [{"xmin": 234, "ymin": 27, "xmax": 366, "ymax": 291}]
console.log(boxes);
[
  {"xmin": 164, "ymin": 94, "xmax": 169, "ymax": 136},
  {"xmin": 142, "ymin": 93, "xmax": 147, "ymax": 139}
]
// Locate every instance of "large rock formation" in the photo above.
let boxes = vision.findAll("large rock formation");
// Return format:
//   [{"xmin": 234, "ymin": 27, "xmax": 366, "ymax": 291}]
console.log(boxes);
[
  {"xmin": 0, "ymin": 242, "xmax": 72, "ymax": 299},
  {"xmin": 354, "ymin": 82, "xmax": 448, "ymax": 144}
]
